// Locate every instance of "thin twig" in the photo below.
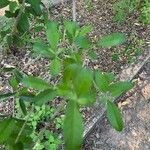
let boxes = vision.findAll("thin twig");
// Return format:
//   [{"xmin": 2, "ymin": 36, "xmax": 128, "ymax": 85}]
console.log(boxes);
[
  {"xmin": 15, "ymin": 116, "xmax": 29, "ymax": 144},
  {"xmin": 72, "ymin": 0, "xmax": 76, "ymax": 21}
]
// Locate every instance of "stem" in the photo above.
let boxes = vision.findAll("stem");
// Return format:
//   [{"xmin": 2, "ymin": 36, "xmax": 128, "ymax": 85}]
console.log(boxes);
[
  {"xmin": 72, "ymin": 0, "xmax": 76, "ymax": 21},
  {"xmin": 15, "ymin": 117, "xmax": 28, "ymax": 144}
]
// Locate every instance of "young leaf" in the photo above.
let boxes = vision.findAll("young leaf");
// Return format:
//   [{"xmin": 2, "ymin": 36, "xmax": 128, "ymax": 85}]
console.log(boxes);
[
  {"xmin": 78, "ymin": 88, "xmax": 96, "ymax": 106},
  {"xmin": 79, "ymin": 25, "xmax": 92, "ymax": 36},
  {"xmin": 98, "ymin": 33, "xmax": 126, "ymax": 48},
  {"xmin": 0, "ymin": 119, "xmax": 16, "ymax": 143},
  {"xmin": 50, "ymin": 58, "xmax": 61, "ymax": 76},
  {"xmin": 33, "ymin": 41, "xmax": 55, "ymax": 59},
  {"xmin": 94, "ymin": 71, "xmax": 113, "ymax": 92},
  {"xmin": 75, "ymin": 36, "xmax": 91, "ymax": 49},
  {"xmin": 0, "ymin": 93, "xmax": 16, "ymax": 101},
  {"xmin": 0, "ymin": 0, "xmax": 10, "ymax": 9},
  {"xmin": 26, "ymin": 0, "xmax": 42, "ymax": 15},
  {"xmin": 109, "ymin": 81, "xmax": 133, "ymax": 97},
  {"xmin": 9, "ymin": 1, "xmax": 18, "ymax": 13},
  {"xmin": 73, "ymin": 68, "xmax": 93, "ymax": 96},
  {"xmin": 46, "ymin": 21, "xmax": 60, "ymax": 50},
  {"xmin": 17, "ymin": 13, "xmax": 29, "ymax": 33},
  {"xmin": 22, "ymin": 76, "xmax": 51, "ymax": 91},
  {"xmin": 107, "ymin": 100, "xmax": 123, "ymax": 131},
  {"xmin": 64, "ymin": 101, "xmax": 83, "ymax": 150},
  {"xmin": 64, "ymin": 21, "xmax": 79, "ymax": 38},
  {"xmin": 63, "ymin": 63, "xmax": 81, "ymax": 82},
  {"xmin": 33, "ymin": 89, "xmax": 57, "ymax": 106}
]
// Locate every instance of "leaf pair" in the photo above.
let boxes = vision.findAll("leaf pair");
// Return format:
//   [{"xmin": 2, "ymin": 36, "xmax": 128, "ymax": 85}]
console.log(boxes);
[
  {"xmin": 64, "ymin": 21, "xmax": 91, "ymax": 49},
  {"xmin": 94, "ymin": 71, "xmax": 133, "ymax": 97},
  {"xmin": 21, "ymin": 75, "xmax": 57, "ymax": 106}
]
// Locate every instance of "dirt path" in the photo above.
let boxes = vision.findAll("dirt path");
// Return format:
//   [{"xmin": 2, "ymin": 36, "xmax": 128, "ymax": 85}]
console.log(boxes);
[{"xmin": 84, "ymin": 60, "xmax": 150, "ymax": 150}]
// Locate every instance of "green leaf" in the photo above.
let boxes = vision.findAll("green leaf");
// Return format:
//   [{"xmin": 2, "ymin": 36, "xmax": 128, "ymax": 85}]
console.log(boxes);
[
  {"xmin": 0, "ymin": 119, "xmax": 16, "ymax": 143},
  {"xmin": 79, "ymin": 25, "xmax": 92, "ymax": 36},
  {"xmin": 98, "ymin": 33, "xmax": 126, "ymax": 48},
  {"xmin": 17, "ymin": 13, "xmax": 29, "ymax": 33},
  {"xmin": 9, "ymin": 1, "xmax": 18, "ymax": 13},
  {"xmin": 46, "ymin": 21, "xmax": 60, "ymax": 50},
  {"xmin": 63, "ymin": 63, "xmax": 81, "ymax": 82},
  {"xmin": 13, "ymin": 69, "xmax": 24, "ymax": 83},
  {"xmin": 0, "ymin": 0, "xmax": 10, "ymax": 9},
  {"xmin": 64, "ymin": 21, "xmax": 79, "ymax": 38},
  {"xmin": 64, "ymin": 101, "xmax": 83, "ymax": 150},
  {"xmin": 9, "ymin": 77, "xmax": 18, "ymax": 91},
  {"xmin": 50, "ymin": 58, "xmax": 61, "ymax": 76},
  {"xmin": 19, "ymin": 99, "xmax": 27, "ymax": 115},
  {"xmin": 75, "ymin": 36, "xmax": 91, "ymax": 49},
  {"xmin": 22, "ymin": 76, "xmax": 51, "ymax": 91},
  {"xmin": 109, "ymin": 81, "xmax": 133, "ymax": 97},
  {"xmin": 26, "ymin": 0, "xmax": 42, "ymax": 15},
  {"xmin": 73, "ymin": 68, "xmax": 93, "ymax": 96},
  {"xmin": 0, "ymin": 93, "xmax": 16, "ymax": 101},
  {"xmin": 78, "ymin": 88, "xmax": 96, "ymax": 106},
  {"xmin": 33, "ymin": 89, "xmax": 57, "ymax": 106},
  {"xmin": 107, "ymin": 100, "xmax": 123, "ymax": 131},
  {"xmin": 94, "ymin": 71, "xmax": 114, "ymax": 92},
  {"xmin": 12, "ymin": 142, "xmax": 24, "ymax": 150},
  {"xmin": 33, "ymin": 41, "xmax": 55, "ymax": 59}
]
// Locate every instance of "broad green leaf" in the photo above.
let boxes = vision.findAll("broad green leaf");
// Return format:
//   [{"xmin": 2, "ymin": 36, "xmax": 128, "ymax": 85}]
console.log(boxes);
[
  {"xmin": 50, "ymin": 58, "xmax": 61, "ymax": 76},
  {"xmin": 109, "ymin": 81, "xmax": 133, "ymax": 97},
  {"xmin": 33, "ymin": 41, "xmax": 55, "ymax": 59},
  {"xmin": 98, "ymin": 33, "xmax": 126, "ymax": 48},
  {"xmin": 46, "ymin": 21, "xmax": 60, "ymax": 50},
  {"xmin": 107, "ymin": 100, "xmax": 123, "ymax": 131},
  {"xmin": 78, "ymin": 88, "xmax": 96, "ymax": 106},
  {"xmin": 63, "ymin": 63, "xmax": 81, "ymax": 82},
  {"xmin": 17, "ymin": 13, "xmax": 29, "ymax": 33},
  {"xmin": 0, "ymin": 93, "xmax": 16, "ymax": 101},
  {"xmin": 19, "ymin": 99, "xmax": 27, "ymax": 115},
  {"xmin": 64, "ymin": 101, "xmax": 83, "ymax": 150},
  {"xmin": 94, "ymin": 71, "xmax": 114, "ymax": 92},
  {"xmin": 33, "ymin": 89, "xmax": 57, "ymax": 106},
  {"xmin": 79, "ymin": 25, "xmax": 92, "ymax": 36},
  {"xmin": 0, "ymin": 119, "xmax": 16, "ymax": 143},
  {"xmin": 75, "ymin": 36, "xmax": 91, "ymax": 49},
  {"xmin": 0, "ymin": 0, "xmax": 10, "ymax": 9},
  {"xmin": 26, "ymin": 0, "xmax": 42, "ymax": 15},
  {"xmin": 73, "ymin": 68, "xmax": 93, "ymax": 96},
  {"xmin": 22, "ymin": 76, "xmax": 51, "ymax": 90}
]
